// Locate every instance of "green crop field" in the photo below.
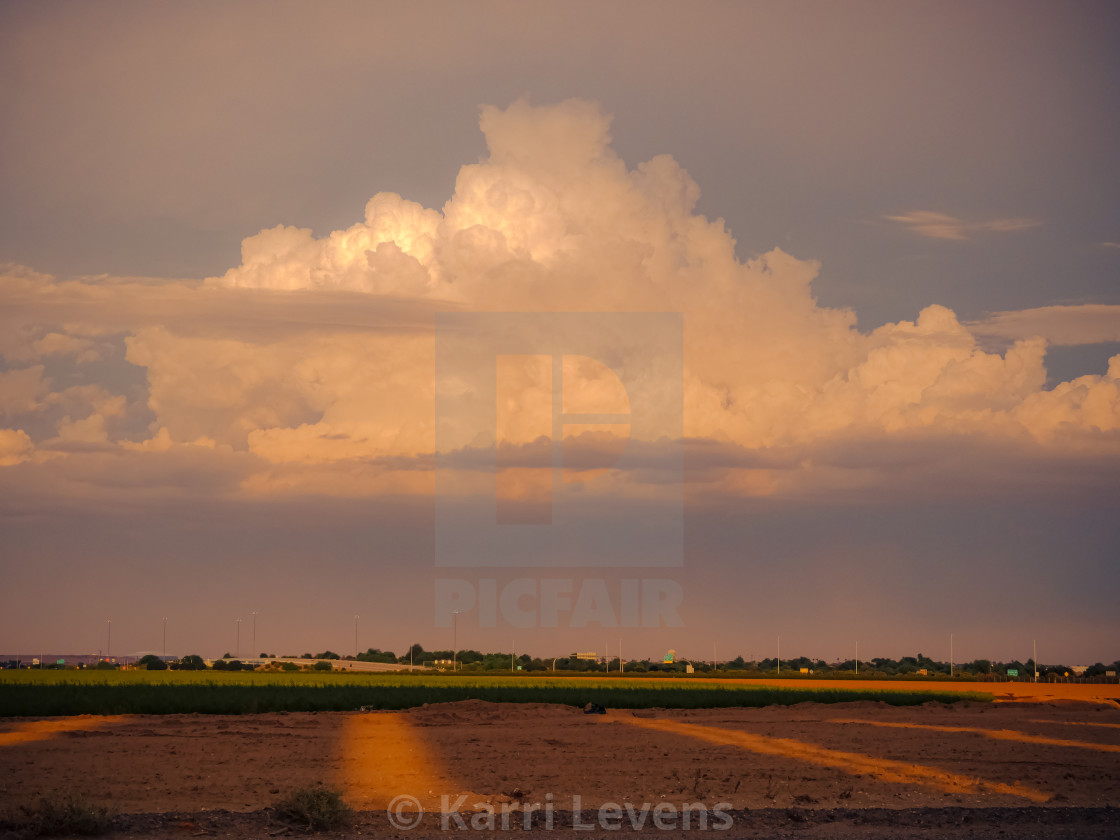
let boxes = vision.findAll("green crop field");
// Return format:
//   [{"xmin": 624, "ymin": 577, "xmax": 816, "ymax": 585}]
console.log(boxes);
[{"xmin": 0, "ymin": 670, "xmax": 992, "ymax": 716}]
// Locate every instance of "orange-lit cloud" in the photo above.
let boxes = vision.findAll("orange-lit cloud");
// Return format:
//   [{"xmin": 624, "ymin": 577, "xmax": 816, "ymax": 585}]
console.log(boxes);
[
  {"xmin": 969, "ymin": 304, "xmax": 1120, "ymax": 346},
  {"xmin": 0, "ymin": 100, "xmax": 1117, "ymax": 504},
  {"xmin": 886, "ymin": 210, "xmax": 1041, "ymax": 240}
]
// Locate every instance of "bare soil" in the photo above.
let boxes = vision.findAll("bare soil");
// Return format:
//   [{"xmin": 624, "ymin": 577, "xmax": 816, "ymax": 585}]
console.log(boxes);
[{"xmin": 2, "ymin": 694, "xmax": 1118, "ymax": 837}]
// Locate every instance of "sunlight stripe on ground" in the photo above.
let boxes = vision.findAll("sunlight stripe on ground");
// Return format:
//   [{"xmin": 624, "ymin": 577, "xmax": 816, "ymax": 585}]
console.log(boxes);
[
  {"xmin": 0, "ymin": 715, "xmax": 127, "ymax": 747},
  {"xmin": 339, "ymin": 712, "xmax": 468, "ymax": 811},
  {"xmin": 831, "ymin": 718, "xmax": 1120, "ymax": 754},
  {"xmin": 623, "ymin": 717, "xmax": 1049, "ymax": 803}
]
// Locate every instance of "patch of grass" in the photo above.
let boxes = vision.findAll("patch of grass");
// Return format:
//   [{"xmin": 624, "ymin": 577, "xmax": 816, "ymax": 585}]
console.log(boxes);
[
  {"xmin": 274, "ymin": 787, "xmax": 350, "ymax": 831},
  {"xmin": 8, "ymin": 794, "xmax": 116, "ymax": 837}
]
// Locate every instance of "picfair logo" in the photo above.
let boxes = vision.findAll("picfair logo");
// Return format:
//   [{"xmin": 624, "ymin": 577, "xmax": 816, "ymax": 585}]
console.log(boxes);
[{"xmin": 435, "ymin": 312, "xmax": 683, "ymax": 570}]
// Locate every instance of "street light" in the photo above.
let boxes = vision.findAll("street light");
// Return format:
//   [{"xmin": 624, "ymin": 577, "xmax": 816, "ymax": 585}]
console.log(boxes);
[
  {"xmin": 251, "ymin": 611, "xmax": 258, "ymax": 656},
  {"xmin": 162, "ymin": 617, "xmax": 167, "ymax": 657},
  {"xmin": 235, "ymin": 618, "xmax": 242, "ymax": 659},
  {"xmin": 106, "ymin": 619, "xmax": 111, "ymax": 661},
  {"xmin": 354, "ymin": 615, "xmax": 359, "ymax": 659},
  {"xmin": 950, "ymin": 633, "xmax": 954, "ymax": 678},
  {"xmin": 452, "ymin": 610, "xmax": 459, "ymax": 671}
]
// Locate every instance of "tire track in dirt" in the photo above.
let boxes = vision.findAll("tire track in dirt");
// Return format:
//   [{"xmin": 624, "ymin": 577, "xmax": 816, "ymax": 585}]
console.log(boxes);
[
  {"xmin": 1030, "ymin": 719, "xmax": 1120, "ymax": 731},
  {"xmin": 830, "ymin": 719, "xmax": 1120, "ymax": 754},
  {"xmin": 621, "ymin": 716, "xmax": 1051, "ymax": 803}
]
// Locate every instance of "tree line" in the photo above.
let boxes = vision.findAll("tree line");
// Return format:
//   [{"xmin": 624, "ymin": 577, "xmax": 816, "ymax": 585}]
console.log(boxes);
[{"xmin": 104, "ymin": 648, "xmax": 1120, "ymax": 679}]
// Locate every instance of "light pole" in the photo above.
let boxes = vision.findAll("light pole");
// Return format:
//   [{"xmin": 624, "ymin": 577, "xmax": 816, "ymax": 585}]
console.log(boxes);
[
  {"xmin": 950, "ymin": 633, "xmax": 954, "ymax": 678},
  {"xmin": 855, "ymin": 641, "xmax": 859, "ymax": 675},
  {"xmin": 1034, "ymin": 639, "xmax": 1038, "ymax": 682},
  {"xmin": 777, "ymin": 635, "xmax": 780, "ymax": 676},
  {"xmin": 354, "ymin": 615, "xmax": 359, "ymax": 658},
  {"xmin": 252, "ymin": 611, "xmax": 258, "ymax": 656},
  {"xmin": 162, "ymin": 617, "xmax": 167, "ymax": 657},
  {"xmin": 106, "ymin": 619, "xmax": 111, "ymax": 661},
  {"xmin": 452, "ymin": 610, "xmax": 459, "ymax": 671},
  {"xmin": 235, "ymin": 618, "xmax": 242, "ymax": 659}
]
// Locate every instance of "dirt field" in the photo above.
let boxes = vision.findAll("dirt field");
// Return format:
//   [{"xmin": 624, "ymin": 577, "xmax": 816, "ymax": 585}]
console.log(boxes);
[{"xmin": 2, "ymin": 684, "xmax": 1119, "ymax": 837}]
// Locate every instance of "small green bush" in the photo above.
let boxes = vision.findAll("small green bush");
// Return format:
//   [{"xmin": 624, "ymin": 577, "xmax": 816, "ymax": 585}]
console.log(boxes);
[{"xmin": 274, "ymin": 787, "xmax": 350, "ymax": 831}]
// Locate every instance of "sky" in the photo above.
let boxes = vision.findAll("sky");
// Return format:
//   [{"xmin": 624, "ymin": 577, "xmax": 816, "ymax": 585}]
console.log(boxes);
[{"xmin": 1, "ymin": 0, "xmax": 1118, "ymax": 665}]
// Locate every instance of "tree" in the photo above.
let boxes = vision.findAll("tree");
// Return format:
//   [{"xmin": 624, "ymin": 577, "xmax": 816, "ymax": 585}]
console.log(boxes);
[
  {"xmin": 357, "ymin": 648, "xmax": 398, "ymax": 664},
  {"xmin": 312, "ymin": 661, "xmax": 333, "ymax": 671},
  {"xmin": 173, "ymin": 654, "xmax": 207, "ymax": 671},
  {"xmin": 138, "ymin": 654, "xmax": 167, "ymax": 671}
]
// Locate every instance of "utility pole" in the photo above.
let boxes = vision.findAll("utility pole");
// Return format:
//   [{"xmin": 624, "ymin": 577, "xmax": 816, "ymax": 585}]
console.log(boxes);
[
  {"xmin": 162, "ymin": 617, "xmax": 167, "ymax": 657},
  {"xmin": 1034, "ymin": 639, "xmax": 1038, "ymax": 682},
  {"xmin": 855, "ymin": 640, "xmax": 859, "ymax": 675},
  {"xmin": 777, "ymin": 635, "xmax": 780, "ymax": 676},
  {"xmin": 950, "ymin": 633, "xmax": 954, "ymax": 678},
  {"xmin": 107, "ymin": 619, "xmax": 111, "ymax": 661},
  {"xmin": 252, "ymin": 611, "xmax": 258, "ymax": 656},
  {"xmin": 354, "ymin": 615, "xmax": 359, "ymax": 658},
  {"xmin": 235, "ymin": 618, "xmax": 241, "ymax": 659}
]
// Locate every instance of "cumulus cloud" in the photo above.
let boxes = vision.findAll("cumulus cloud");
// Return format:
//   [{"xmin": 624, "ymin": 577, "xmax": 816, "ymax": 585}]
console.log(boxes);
[
  {"xmin": 1, "ymin": 99, "xmax": 1117, "ymax": 504},
  {"xmin": 885, "ymin": 210, "xmax": 1041, "ymax": 240},
  {"xmin": 0, "ymin": 429, "xmax": 33, "ymax": 466}
]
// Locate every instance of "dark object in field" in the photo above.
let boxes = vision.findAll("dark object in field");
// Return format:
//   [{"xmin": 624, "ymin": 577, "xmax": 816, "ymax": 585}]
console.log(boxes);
[
  {"xmin": 8, "ymin": 793, "xmax": 116, "ymax": 836},
  {"xmin": 584, "ymin": 702, "xmax": 606, "ymax": 714},
  {"xmin": 273, "ymin": 787, "xmax": 350, "ymax": 831}
]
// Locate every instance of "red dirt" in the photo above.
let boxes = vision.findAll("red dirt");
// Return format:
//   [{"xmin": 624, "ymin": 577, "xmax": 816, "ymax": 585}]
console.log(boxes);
[{"xmin": 2, "ymin": 698, "xmax": 1119, "ymax": 817}]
